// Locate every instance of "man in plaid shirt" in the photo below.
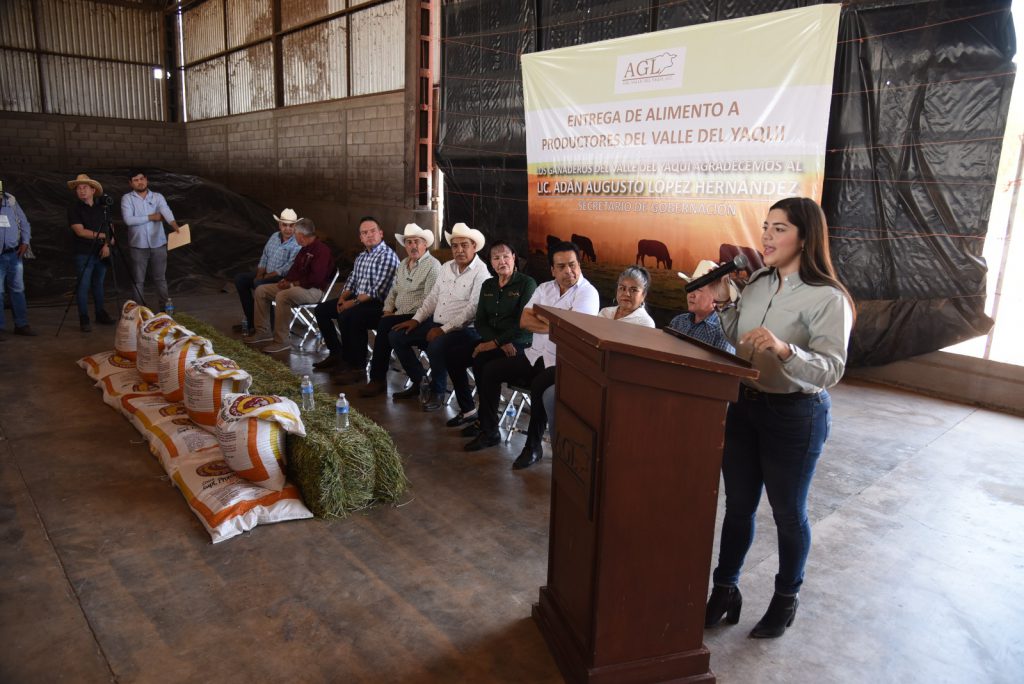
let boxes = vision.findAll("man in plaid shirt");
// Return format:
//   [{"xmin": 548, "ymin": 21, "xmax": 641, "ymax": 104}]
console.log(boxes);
[{"xmin": 313, "ymin": 216, "xmax": 399, "ymax": 382}]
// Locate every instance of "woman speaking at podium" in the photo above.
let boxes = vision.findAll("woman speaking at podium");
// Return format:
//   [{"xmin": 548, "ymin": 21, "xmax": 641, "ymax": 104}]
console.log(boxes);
[{"xmin": 704, "ymin": 197, "xmax": 854, "ymax": 639}]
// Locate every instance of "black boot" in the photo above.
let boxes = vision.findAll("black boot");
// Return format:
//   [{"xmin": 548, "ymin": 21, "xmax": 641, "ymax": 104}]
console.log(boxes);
[
  {"xmin": 704, "ymin": 585, "xmax": 742, "ymax": 627},
  {"xmin": 749, "ymin": 593, "xmax": 799, "ymax": 639}
]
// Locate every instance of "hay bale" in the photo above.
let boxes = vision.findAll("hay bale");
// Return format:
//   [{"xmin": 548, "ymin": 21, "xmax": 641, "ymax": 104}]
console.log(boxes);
[{"xmin": 177, "ymin": 313, "xmax": 408, "ymax": 518}]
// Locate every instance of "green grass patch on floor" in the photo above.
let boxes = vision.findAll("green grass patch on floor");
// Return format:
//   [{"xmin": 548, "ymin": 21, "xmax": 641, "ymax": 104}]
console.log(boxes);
[{"xmin": 177, "ymin": 313, "xmax": 408, "ymax": 519}]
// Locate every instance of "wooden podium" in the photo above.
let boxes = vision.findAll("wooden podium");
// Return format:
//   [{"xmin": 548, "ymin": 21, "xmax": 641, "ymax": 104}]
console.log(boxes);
[{"xmin": 532, "ymin": 306, "xmax": 757, "ymax": 684}]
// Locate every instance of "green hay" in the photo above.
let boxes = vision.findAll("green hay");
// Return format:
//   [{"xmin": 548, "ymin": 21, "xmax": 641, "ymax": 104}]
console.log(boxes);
[{"xmin": 177, "ymin": 313, "xmax": 408, "ymax": 519}]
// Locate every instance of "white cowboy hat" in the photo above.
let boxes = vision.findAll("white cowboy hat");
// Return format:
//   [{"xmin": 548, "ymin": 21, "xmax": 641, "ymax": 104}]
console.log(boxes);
[
  {"xmin": 444, "ymin": 222, "xmax": 485, "ymax": 252},
  {"xmin": 273, "ymin": 208, "xmax": 299, "ymax": 224},
  {"xmin": 679, "ymin": 259, "xmax": 739, "ymax": 301},
  {"xmin": 67, "ymin": 173, "xmax": 103, "ymax": 195},
  {"xmin": 394, "ymin": 222, "xmax": 434, "ymax": 249}
]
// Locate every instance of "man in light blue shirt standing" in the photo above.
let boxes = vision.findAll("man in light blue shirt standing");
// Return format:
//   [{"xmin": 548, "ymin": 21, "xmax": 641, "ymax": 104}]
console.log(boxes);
[
  {"xmin": 120, "ymin": 170, "xmax": 179, "ymax": 311},
  {"xmin": 0, "ymin": 187, "xmax": 36, "ymax": 338}
]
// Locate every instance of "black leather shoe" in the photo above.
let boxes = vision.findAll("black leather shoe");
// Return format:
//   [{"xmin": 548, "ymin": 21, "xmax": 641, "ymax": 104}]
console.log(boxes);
[
  {"xmin": 422, "ymin": 390, "xmax": 444, "ymax": 412},
  {"xmin": 512, "ymin": 442, "xmax": 543, "ymax": 470},
  {"xmin": 464, "ymin": 432, "xmax": 501, "ymax": 451},
  {"xmin": 13, "ymin": 325, "xmax": 37, "ymax": 337},
  {"xmin": 446, "ymin": 411, "xmax": 478, "ymax": 428},
  {"xmin": 460, "ymin": 421, "xmax": 482, "ymax": 438},
  {"xmin": 312, "ymin": 355, "xmax": 343, "ymax": 370},
  {"xmin": 95, "ymin": 310, "xmax": 116, "ymax": 325},
  {"xmin": 705, "ymin": 585, "xmax": 742, "ymax": 627},
  {"xmin": 80, "ymin": 316, "xmax": 92, "ymax": 332},
  {"xmin": 392, "ymin": 385, "xmax": 419, "ymax": 401},
  {"xmin": 749, "ymin": 593, "xmax": 799, "ymax": 639}
]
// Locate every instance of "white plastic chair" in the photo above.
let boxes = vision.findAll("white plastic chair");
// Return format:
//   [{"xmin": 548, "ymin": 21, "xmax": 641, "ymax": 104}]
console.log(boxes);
[{"xmin": 279, "ymin": 269, "xmax": 341, "ymax": 346}]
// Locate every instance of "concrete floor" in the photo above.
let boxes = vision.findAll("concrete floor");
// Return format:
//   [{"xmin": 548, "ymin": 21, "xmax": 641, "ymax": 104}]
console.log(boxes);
[{"xmin": 2, "ymin": 292, "xmax": 1023, "ymax": 684}]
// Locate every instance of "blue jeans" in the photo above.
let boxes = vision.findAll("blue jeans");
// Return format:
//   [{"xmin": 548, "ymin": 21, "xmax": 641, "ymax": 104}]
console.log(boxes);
[
  {"xmin": 389, "ymin": 318, "xmax": 479, "ymax": 395},
  {"xmin": 712, "ymin": 389, "xmax": 832, "ymax": 595},
  {"xmin": 0, "ymin": 250, "xmax": 29, "ymax": 329},
  {"xmin": 73, "ymin": 253, "xmax": 108, "ymax": 318}
]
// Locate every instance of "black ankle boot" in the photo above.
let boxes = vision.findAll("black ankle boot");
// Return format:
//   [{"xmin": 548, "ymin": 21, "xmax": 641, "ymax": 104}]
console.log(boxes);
[
  {"xmin": 705, "ymin": 585, "xmax": 742, "ymax": 627},
  {"xmin": 749, "ymin": 593, "xmax": 799, "ymax": 638}
]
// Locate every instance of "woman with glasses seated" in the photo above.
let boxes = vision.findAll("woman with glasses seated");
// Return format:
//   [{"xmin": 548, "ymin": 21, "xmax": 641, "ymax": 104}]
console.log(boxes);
[{"xmin": 600, "ymin": 265, "xmax": 655, "ymax": 327}]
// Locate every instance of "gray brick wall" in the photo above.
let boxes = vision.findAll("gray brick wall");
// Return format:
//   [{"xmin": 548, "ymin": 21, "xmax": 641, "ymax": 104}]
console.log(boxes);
[{"xmin": 0, "ymin": 112, "xmax": 187, "ymax": 172}]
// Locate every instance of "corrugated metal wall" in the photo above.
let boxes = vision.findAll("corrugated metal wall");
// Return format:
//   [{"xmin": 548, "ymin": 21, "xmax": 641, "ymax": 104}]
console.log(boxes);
[
  {"xmin": 229, "ymin": 43, "xmax": 275, "ymax": 114},
  {"xmin": 181, "ymin": 0, "xmax": 404, "ymax": 121},
  {"xmin": 0, "ymin": 50, "xmax": 42, "ymax": 112},
  {"xmin": 350, "ymin": 0, "xmax": 404, "ymax": 97},
  {"xmin": 0, "ymin": 0, "xmax": 36, "ymax": 49},
  {"xmin": 282, "ymin": 17, "xmax": 347, "ymax": 106},
  {"xmin": 185, "ymin": 56, "xmax": 229, "ymax": 120},
  {"xmin": 0, "ymin": 0, "xmax": 165, "ymax": 120},
  {"xmin": 227, "ymin": 0, "xmax": 273, "ymax": 48},
  {"xmin": 281, "ymin": 0, "xmax": 349, "ymax": 31}
]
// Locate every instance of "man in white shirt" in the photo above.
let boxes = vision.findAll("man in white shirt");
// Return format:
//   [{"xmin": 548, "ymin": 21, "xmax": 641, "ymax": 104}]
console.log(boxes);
[
  {"xmin": 465, "ymin": 241, "xmax": 599, "ymax": 469},
  {"xmin": 119, "ymin": 170, "xmax": 179, "ymax": 311},
  {"xmin": 389, "ymin": 223, "xmax": 491, "ymax": 411}
]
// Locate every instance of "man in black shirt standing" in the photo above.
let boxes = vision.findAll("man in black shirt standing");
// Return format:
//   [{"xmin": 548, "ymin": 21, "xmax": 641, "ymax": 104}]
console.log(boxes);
[{"xmin": 67, "ymin": 174, "xmax": 116, "ymax": 332}]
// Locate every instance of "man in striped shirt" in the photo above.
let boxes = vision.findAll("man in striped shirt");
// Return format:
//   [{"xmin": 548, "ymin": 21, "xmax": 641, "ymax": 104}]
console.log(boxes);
[{"xmin": 312, "ymin": 216, "xmax": 399, "ymax": 382}]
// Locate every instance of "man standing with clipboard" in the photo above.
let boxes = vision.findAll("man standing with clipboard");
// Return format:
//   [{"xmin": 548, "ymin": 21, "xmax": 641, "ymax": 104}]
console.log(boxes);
[{"xmin": 120, "ymin": 170, "xmax": 180, "ymax": 311}]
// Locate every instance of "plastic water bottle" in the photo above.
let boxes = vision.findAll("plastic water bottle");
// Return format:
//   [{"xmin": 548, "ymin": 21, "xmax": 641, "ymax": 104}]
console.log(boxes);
[
  {"xmin": 300, "ymin": 375, "xmax": 315, "ymax": 411},
  {"xmin": 419, "ymin": 375, "xmax": 431, "ymax": 403},
  {"xmin": 505, "ymin": 402, "xmax": 517, "ymax": 421},
  {"xmin": 164, "ymin": 298, "xmax": 175, "ymax": 316},
  {"xmin": 335, "ymin": 393, "xmax": 350, "ymax": 431},
  {"xmin": 241, "ymin": 315, "xmax": 248, "ymax": 332}
]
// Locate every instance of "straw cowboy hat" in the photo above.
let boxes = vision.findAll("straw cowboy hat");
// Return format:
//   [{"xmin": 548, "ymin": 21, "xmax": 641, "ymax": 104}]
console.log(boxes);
[
  {"xmin": 679, "ymin": 259, "xmax": 739, "ymax": 301},
  {"xmin": 67, "ymin": 173, "xmax": 103, "ymax": 195},
  {"xmin": 273, "ymin": 208, "xmax": 299, "ymax": 224},
  {"xmin": 395, "ymin": 222, "xmax": 434, "ymax": 249},
  {"xmin": 444, "ymin": 222, "xmax": 485, "ymax": 251}
]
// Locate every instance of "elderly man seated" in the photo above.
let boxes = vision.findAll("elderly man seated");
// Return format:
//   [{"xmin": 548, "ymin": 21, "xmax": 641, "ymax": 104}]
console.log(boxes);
[
  {"xmin": 311, "ymin": 216, "xmax": 398, "ymax": 383},
  {"xmin": 668, "ymin": 259, "xmax": 736, "ymax": 354},
  {"xmin": 248, "ymin": 217, "xmax": 335, "ymax": 353},
  {"xmin": 358, "ymin": 223, "xmax": 441, "ymax": 397},
  {"xmin": 464, "ymin": 241, "xmax": 599, "ymax": 470},
  {"xmin": 388, "ymin": 222, "xmax": 491, "ymax": 411}
]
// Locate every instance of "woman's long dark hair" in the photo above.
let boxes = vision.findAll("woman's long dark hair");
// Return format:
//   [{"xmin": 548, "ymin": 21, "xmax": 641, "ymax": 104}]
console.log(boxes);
[{"xmin": 766, "ymin": 197, "xmax": 855, "ymax": 318}]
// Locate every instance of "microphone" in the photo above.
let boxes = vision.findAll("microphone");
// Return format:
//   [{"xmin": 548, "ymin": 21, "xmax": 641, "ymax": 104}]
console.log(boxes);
[{"xmin": 683, "ymin": 254, "xmax": 749, "ymax": 293}]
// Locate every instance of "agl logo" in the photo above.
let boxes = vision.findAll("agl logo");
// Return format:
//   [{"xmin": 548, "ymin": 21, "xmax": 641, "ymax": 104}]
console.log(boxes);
[
  {"xmin": 623, "ymin": 52, "xmax": 678, "ymax": 80},
  {"xmin": 615, "ymin": 48, "xmax": 686, "ymax": 94}
]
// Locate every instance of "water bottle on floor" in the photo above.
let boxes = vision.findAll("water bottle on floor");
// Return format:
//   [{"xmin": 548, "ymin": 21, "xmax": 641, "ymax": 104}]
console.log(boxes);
[
  {"xmin": 300, "ymin": 375, "xmax": 315, "ymax": 411},
  {"xmin": 335, "ymin": 393, "xmax": 350, "ymax": 431},
  {"xmin": 419, "ymin": 376, "xmax": 431, "ymax": 403},
  {"xmin": 241, "ymin": 315, "xmax": 248, "ymax": 333},
  {"xmin": 164, "ymin": 298, "xmax": 175, "ymax": 316}
]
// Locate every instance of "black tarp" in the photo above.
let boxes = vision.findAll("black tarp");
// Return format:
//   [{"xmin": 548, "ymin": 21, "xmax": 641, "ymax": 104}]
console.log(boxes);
[
  {"xmin": 3, "ymin": 169, "xmax": 279, "ymax": 307},
  {"xmin": 437, "ymin": 0, "xmax": 1016, "ymax": 366}
]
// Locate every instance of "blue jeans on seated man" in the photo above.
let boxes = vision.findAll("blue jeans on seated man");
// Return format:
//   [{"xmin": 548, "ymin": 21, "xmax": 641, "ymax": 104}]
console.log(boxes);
[
  {"xmin": 73, "ymin": 252, "xmax": 108, "ymax": 319},
  {"xmin": 388, "ymin": 318, "xmax": 480, "ymax": 396},
  {"xmin": 234, "ymin": 272, "xmax": 282, "ymax": 326},
  {"xmin": 712, "ymin": 389, "xmax": 832, "ymax": 596},
  {"xmin": 369, "ymin": 314, "xmax": 413, "ymax": 382},
  {"xmin": 0, "ymin": 250, "xmax": 29, "ymax": 330}
]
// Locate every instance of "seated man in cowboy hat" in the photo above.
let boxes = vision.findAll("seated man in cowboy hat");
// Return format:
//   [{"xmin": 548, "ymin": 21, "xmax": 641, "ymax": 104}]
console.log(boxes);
[
  {"xmin": 311, "ymin": 216, "xmax": 399, "ymax": 383},
  {"xmin": 389, "ymin": 222, "xmax": 491, "ymax": 410},
  {"xmin": 249, "ymin": 217, "xmax": 335, "ymax": 353},
  {"xmin": 233, "ymin": 208, "xmax": 302, "ymax": 334},
  {"xmin": 66, "ymin": 173, "xmax": 117, "ymax": 332},
  {"xmin": 358, "ymin": 223, "xmax": 441, "ymax": 397},
  {"xmin": 668, "ymin": 259, "xmax": 736, "ymax": 353}
]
